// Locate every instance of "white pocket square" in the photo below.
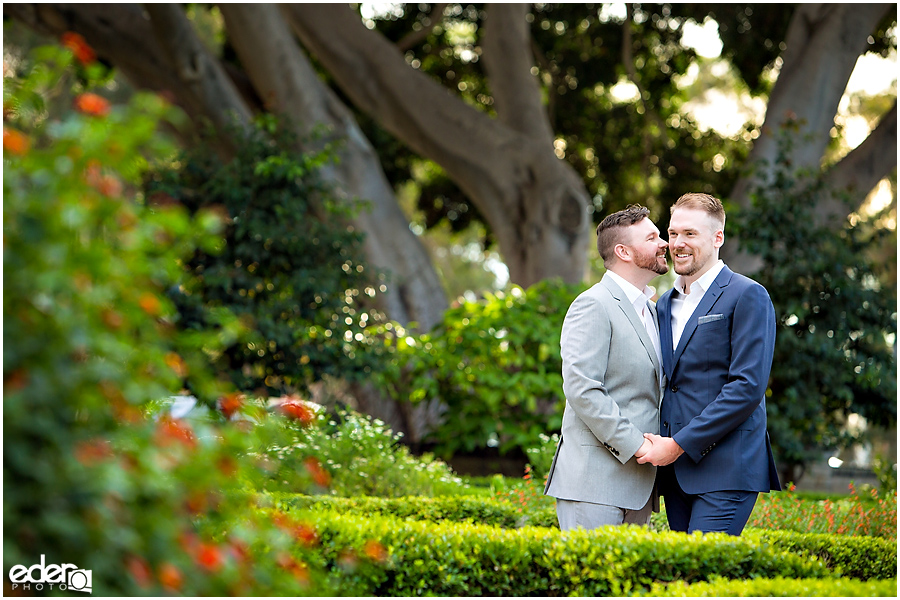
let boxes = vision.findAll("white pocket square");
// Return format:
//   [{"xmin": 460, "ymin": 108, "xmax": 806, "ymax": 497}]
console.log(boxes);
[{"xmin": 698, "ymin": 314, "xmax": 725, "ymax": 324}]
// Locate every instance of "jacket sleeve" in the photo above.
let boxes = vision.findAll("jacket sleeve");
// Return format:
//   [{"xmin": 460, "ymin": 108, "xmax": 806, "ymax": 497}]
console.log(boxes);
[
  {"xmin": 673, "ymin": 283, "xmax": 776, "ymax": 463},
  {"xmin": 561, "ymin": 292, "xmax": 645, "ymax": 463}
]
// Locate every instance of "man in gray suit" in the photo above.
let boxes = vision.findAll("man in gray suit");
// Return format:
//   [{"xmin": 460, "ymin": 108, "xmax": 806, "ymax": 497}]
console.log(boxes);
[{"xmin": 544, "ymin": 204, "xmax": 668, "ymax": 529}]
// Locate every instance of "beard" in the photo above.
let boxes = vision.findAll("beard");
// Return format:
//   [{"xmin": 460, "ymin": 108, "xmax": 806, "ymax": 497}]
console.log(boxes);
[
  {"xmin": 673, "ymin": 252, "xmax": 702, "ymax": 277},
  {"xmin": 635, "ymin": 250, "xmax": 669, "ymax": 275}
]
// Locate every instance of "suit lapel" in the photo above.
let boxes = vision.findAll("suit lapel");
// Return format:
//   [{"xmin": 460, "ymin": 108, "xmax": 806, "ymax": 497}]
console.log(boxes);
[
  {"xmin": 600, "ymin": 275, "xmax": 662, "ymax": 378},
  {"xmin": 658, "ymin": 292, "xmax": 674, "ymax": 379},
  {"xmin": 671, "ymin": 266, "xmax": 734, "ymax": 368}
]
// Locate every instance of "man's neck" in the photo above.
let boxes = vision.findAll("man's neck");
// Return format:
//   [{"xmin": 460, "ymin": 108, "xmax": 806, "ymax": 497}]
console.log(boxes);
[
  {"xmin": 609, "ymin": 265, "xmax": 653, "ymax": 292},
  {"xmin": 677, "ymin": 259, "xmax": 720, "ymax": 295}
]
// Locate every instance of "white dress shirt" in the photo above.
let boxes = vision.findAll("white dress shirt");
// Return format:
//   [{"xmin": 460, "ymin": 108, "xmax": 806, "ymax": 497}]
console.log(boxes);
[
  {"xmin": 670, "ymin": 259, "xmax": 726, "ymax": 350},
  {"xmin": 606, "ymin": 271, "xmax": 663, "ymax": 376}
]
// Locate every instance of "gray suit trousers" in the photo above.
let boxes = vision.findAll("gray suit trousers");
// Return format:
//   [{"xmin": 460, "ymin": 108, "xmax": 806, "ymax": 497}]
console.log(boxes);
[{"xmin": 556, "ymin": 496, "xmax": 653, "ymax": 531}]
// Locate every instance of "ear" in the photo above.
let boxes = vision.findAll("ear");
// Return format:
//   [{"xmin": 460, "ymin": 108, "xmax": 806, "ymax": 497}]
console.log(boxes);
[
  {"xmin": 613, "ymin": 243, "xmax": 631, "ymax": 262},
  {"xmin": 713, "ymin": 228, "xmax": 725, "ymax": 249}
]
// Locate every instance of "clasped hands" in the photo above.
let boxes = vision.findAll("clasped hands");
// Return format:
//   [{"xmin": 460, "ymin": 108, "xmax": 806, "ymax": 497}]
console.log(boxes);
[{"xmin": 634, "ymin": 433, "xmax": 683, "ymax": 466}]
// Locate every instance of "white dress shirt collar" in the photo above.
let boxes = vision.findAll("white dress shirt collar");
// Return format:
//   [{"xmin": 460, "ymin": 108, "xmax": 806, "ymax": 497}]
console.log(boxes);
[
  {"xmin": 673, "ymin": 260, "xmax": 725, "ymax": 297},
  {"xmin": 606, "ymin": 270, "xmax": 655, "ymax": 313}
]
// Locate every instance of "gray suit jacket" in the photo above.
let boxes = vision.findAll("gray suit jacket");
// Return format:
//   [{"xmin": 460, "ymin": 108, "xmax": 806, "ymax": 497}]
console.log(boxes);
[{"xmin": 544, "ymin": 274, "xmax": 664, "ymax": 510}]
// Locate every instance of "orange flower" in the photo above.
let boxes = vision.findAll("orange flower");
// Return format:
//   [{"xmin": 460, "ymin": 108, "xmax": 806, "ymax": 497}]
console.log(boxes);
[
  {"xmin": 157, "ymin": 562, "xmax": 183, "ymax": 592},
  {"xmin": 97, "ymin": 174, "xmax": 123, "ymax": 197},
  {"xmin": 304, "ymin": 456, "xmax": 331, "ymax": 488},
  {"xmin": 74, "ymin": 93, "xmax": 110, "ymax": 116},
  {"xmin": 101, "ymin": 309, "xmax": 124, "ymax": 330},
  {"xmin": 280, "ymin": 396, "xmax": 316, "ymax": 424},
  {"xmin": 3, "ymin": 127, "xmax": 29, "ymax": 156},
  {"xmin": 156, "ymin": 417, "xmax": 196, "ymax": 449},
  {"xmin": 194, "ymin": 542, "xmax": 224, "ymax": 572},
  {"xmin": 74, "ymin": 438, "xmax": 114, "ymax": 466},
  {"xmin": 164, "ymin": 352, "xmax": 188, "ymax": 378},
  {"xmin": 138, "ymin": 292, "xmax": 161, "ymax": 316},
  {"xmin": 217, "ymin": 455, "xmax": 238, "ymax": 476},
  {"xmin": 363, "ymin": 540, "xmax": 388, "ymax": 563},
  {"xmin": 276, "ymin": 553, "xmax": 310, "ymax": 586},
  {"xmin": 218, "ymin": 392, "xmax": 244, "ymax": 419},
  {"xmin": 61, "ymin": 32, "xmax": 96, "ymax": 65},
  {"xmin": 126, "ymin": 556, "xmax": 153, "ymax": 589}
]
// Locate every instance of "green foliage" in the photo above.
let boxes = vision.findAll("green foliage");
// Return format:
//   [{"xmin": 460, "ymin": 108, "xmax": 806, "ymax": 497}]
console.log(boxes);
[
  {"xmin": 362, "ymin": 4, "xmax": 751, "ymax": 238},
  {"xmin": 144, "ymin": 117, "xmax": 386, "ymax": 396},
  {"xmin": 3, "ymin": 42, "xmax": 337, "ymax": 596},
  {"xmin": 286, "ymin": 510, "xmax": 831, "ymax": 596},
  {"xmin": 260, "ymin": 409, "xmax": 465, "ymax": 497},
  {"xmin": 376, "ymin": 279, "xmax": 585, "ymax": 458},
  {"xmin": 276, "ymin": 493, "xmax": 557, "ymax": 529},
  {"xmin": 749, "ymin": 529, "xmax": 897, "ymax": 581},
  {"xmin": 734, "ymin": 124, "xmax": 897, "ymax": 481},
  {"xmin": 641, "ymin": 576, "xmax": 897, "ymax": 597}
]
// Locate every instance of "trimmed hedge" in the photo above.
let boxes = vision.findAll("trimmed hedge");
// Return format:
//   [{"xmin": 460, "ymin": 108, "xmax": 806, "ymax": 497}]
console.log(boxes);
[
  {"xmin": 286, "ymin": 509, "xmax": 831, "ymax": 596},
  {"xmin": 276, "ymin": 493, "xmax": 896, "ymax": 582},
  {"xmin": 639, "ymin": 575, "xmax": 898, "ymax": 597},
  {"xmin": 273, "ymin": 492, "xmax": 557, "ymax": 528},
  {"xmin": 750, "ymin": 529, "xmax": 898, "ymax": 580}
]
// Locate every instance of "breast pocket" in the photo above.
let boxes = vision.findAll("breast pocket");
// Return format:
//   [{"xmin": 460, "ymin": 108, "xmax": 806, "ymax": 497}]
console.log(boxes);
[{"xmin": 697, "ymin": 316, "xmax": 730, "ymax": 368}]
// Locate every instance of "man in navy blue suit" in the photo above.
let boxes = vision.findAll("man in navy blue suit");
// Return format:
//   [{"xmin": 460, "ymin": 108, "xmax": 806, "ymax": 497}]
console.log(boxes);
[{"xmin": 637, "ymin": 192, "xmax": 781, "ymax": 535}]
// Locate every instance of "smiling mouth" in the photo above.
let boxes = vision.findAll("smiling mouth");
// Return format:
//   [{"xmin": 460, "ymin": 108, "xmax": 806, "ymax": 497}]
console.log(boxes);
[{"xmin": 674, "ymin": 253, "xmax": 692, "ymax": 259}]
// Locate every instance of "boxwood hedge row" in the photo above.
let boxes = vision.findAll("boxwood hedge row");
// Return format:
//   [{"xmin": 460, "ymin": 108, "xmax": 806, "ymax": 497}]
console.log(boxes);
[
  {"xmin": 273, "ymin": 492, "xmax": 557, "ymax": 528},
  {"xmin": 638, "ymin": 575, "xmax": 897, "ymax": 597},
  {"xmin": 285, "ymin": 509, "xmax": 836, "ymax": 596},
  {"xmin": 749, "ymin": 529, "xmax": 898, "ymax": 580},
  {"xmin": 276, "ymin": 493, "xmax": 896, "ymax": 582}
]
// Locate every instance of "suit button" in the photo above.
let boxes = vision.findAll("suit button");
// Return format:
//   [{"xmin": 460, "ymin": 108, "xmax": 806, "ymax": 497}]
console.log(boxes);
[
  {"xmin": 663, "ymin": 421, "xmax": 669, "ymax": 428},
  {"xmin": 670, "ymin": 385, "xmax": 678, "ymax": 393}
]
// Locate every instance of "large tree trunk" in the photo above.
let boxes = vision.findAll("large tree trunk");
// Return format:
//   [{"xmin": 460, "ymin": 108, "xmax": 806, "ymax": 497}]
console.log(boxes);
[
  {"xmin": 218, "ymin": 4, "xmax": 447, "ymax": 334},
  {"xmin": 724, "ymin": 3, "xmax": 895, "ymax": 273},
  {"xmin": 280, "ymin": 3, "xmax": 593, "ymax": 287},
  {"xmin": 218, "ymin": 4, "xmax": 447, "ymax": 441}
]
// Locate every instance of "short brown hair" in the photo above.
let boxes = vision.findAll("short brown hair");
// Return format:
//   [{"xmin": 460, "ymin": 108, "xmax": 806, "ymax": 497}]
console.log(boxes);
[
  {"xmin": 671, "ymin": 192, "xmax": 725, "ymax": 229},
  {"xmin": 596, "ymin": 204, "xmax": 651, "ymax": 265}
]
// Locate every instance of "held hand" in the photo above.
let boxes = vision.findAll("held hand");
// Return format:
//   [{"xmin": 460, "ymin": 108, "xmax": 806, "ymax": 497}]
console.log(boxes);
[
  {"xmin": 634, "ymin": 437, "xmax": 653, "ymax": 459},
  {"xmin": 635, "ymin": 433, "xmax": 684, "ymax": 466}
]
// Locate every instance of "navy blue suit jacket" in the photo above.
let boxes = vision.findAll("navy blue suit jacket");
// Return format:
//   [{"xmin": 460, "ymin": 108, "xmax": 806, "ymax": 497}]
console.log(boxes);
[{"xmin": 658, "ymin": 265, "xmax": 781, "ymax": 495}]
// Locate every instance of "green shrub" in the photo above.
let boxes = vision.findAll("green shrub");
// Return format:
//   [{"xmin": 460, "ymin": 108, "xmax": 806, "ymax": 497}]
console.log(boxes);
[
  {"xmin": 3, "ymin": 40, "xmax": 336, "ymax": 596},
  {"xmin": 275, "ymin": 493, "xmax": 558, "ymax": 528},
  {"xmin": 640, "ymin": 575, "xmax": 898, "ymax": 597},
  {"xmin": 285, "ymin": 510, "xmax": 830, "ymax": 596},
  {"xmin": 735, "ymin": 126, "xmax": 896, "ymax": 480},
  {"xmin": 376, "ymin": 279, "xmax": 585, "ymax": 459},
  {"xmin": 278, "ymin": 493, "xmax": 896, "ymax": 582},
  {"xmin": 749, "ymin": 529, "xmax": 897, "ymax": 580},
  {"xmin": 260, "ymin": 409, "xmax": 466, "ymax": 497},
  {"xmin": 144, "ymin": 116, "xmax": 388, "ymax": 397}
]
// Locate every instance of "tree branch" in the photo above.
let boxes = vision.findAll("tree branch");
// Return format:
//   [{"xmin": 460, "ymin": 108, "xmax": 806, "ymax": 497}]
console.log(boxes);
[
  {"xmin": 819, "ymin": 101, "xmax": 898, "ymax": 225},
  {"xmin": 279, "ymin": 3, "xmax": 525, "ymax": 222},
  {"xmin": 143, "ymin": 4, "xmax": 252, "ymax": 139},
  {"xmin": 481, "ymin": 3, "xmax": 554, "ymax": 144}
]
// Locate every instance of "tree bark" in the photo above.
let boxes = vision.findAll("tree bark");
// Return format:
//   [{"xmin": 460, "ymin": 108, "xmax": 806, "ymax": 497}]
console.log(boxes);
[
  {"xmin": 218, "ymin": 4, "xmax": 448, "ymax": 442},
  {"xmin": 724, "ymin": 3, "xmax": 894, "ymax": 273},
  {"xmin": 819, "ymin": 102, "xmax": 898, "ymax": 224},
  {"xmin": 280, "ymin": 3, "xmax": 593, "ymax": 287},
  {"xmin": 219, "ymin": 4, "xmax": 448, "ymax": 334}
]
